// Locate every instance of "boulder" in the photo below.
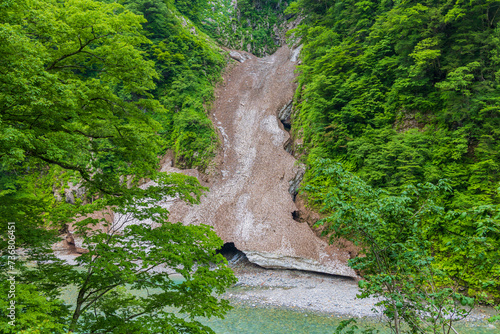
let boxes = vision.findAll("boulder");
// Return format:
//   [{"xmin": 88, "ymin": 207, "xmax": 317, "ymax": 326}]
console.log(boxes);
[{"xmin": 229, "ymin": 50, "xmax": 252, "ymax": 63}]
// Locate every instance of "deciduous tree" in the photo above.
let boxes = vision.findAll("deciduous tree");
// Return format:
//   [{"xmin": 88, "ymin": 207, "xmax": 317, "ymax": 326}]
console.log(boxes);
[
  {"xmin": 306, "ymin": 159, "xmax": 499, "ymax": 333},
  {"xmin": 0, "ymin": 1, "xmax": 236, "ymax": 332}
]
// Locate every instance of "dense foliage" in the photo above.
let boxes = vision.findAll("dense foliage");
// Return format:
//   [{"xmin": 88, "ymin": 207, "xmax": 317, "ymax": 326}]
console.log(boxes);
[
  {"xmin": 186, "ymin": 0, "xmax": 292, "ymax": 57},
  {"xmin": 1, "ymin": 0, "xmax": 164, "ymax": 258},
  {"xmin": 118, "ymin": 0, "xmax": 227, "ymax": 169},
  {"xmin": 289, "ymin": 0, "xmax": 500, "ymax": 209},
  {"xmin": 307, "ymin": 160, "xmax": 500, "ymax": 331},
  {"xmin": 287, "ymin": 0, "xmax": 500, "ymax": 318},
  {"xmin": 0, "ymin": 0, "xmax": 163, "ymax": 194},
  {"xmin": 0, "ymin": 0, "xmax": 236, "ymax": 332}
]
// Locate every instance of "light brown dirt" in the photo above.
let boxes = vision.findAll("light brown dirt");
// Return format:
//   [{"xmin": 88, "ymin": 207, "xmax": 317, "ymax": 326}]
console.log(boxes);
[{"xmin": 165, "ymin": 46, "xmax": 356, "ymax": 277}]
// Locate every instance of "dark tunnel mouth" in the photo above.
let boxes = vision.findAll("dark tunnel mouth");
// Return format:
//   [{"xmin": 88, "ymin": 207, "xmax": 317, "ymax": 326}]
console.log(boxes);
[
  {"xmin": 280, "ymin": 119, "xmax": 291, "ymax": 131},
  {"xmin": 217, "ymin": 242, "xmax": 244, "ymax": 261},
  {"xmin": 217, "ymin": 241, "xmax": 238, "ymax": 252}
]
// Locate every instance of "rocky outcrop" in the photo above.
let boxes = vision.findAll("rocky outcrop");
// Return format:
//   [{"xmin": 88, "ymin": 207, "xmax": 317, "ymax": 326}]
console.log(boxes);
[
  {"xmin": 278, "ymin": 100, "xmax": 293, "ymax": 122},
  {"xmin": 161, "ymin": 46, "xmax": 356, "ymax": 278},
  {"xmin": 288, "ymin": 165, "xmax": 305, "ymax": 200},
  {"xmin": 243, "ymin": 250, "xmax": 350, "ymax": 275},
  {"xmin": 53, "ymin": 181, "xmax": 86, "ymax": 205},
  {"xmin": 229, "ymin": 50, "xmax": 252, "ymax": 63},
  {"xmin": 278, "ymin": 99, "xmax": 293, "ymax": 131},
  {"xmin": 53, "ymin": 208, "xmax": 114, "ymax": 260},
  {"xmin": 52, "ymin": 233, "xmax": 88, "ymax": 255}
]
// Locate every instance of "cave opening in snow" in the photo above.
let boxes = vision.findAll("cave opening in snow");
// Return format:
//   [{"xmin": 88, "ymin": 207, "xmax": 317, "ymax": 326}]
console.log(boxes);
[{"xmin": 217, "ymin": 242, "xmax": 245, "ymax": 264}]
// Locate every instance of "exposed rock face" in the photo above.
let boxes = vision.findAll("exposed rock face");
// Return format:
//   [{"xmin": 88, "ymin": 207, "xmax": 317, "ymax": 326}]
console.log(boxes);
[
  {"xmin": 53, "ymin": 181, "xmax": 85, "ymax": 205},
  {"xmin": 52, "ymin": 232, "xmax": 88, "ymax": 255},
  {"xmin": 229, "ymin": 50, "xmax": 252, "ymax": 63},
  {"xmin": 278, "ymin": 99, "xmax": 293, "ymax": 122},
  {"xmin": 163, "ymin": 46, "xmax": 356, "ymax": 277},
  {"xmin": 244, "ymin": 251, "xmax": 348, "ymax": 275},
  {"xmin": 64, "ymin": 183, "xmax": 86, "ymax": 204},
  {"xmin": 278, "ymin": 99, "xmax": 293, "ymax": 131},
  {"xmin": 53, "ymin": 208, "xmax": 114, "ymax": 260},
  {"xmin": 288, "ymin": 165, "xmax": 305, "ymax": 200}
]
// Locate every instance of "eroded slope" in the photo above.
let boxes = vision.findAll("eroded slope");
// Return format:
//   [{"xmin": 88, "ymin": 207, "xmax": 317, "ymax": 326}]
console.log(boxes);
[{"xmin": 164, "ymin": 47, "xmax": 355, "ymax": 277}]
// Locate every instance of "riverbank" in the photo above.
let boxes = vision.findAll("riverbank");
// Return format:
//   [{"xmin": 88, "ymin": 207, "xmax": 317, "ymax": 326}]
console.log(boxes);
[
  {"xmin": 222, "ymin": 256, "xmax": 498, "ymax": 326},
  {"xmin": 223, "ymin": 258, "xmax": 379, "ymax": 318},
  {"xmin": 54, "ymin": 251, "xmax": 498, "ymax": 332}
]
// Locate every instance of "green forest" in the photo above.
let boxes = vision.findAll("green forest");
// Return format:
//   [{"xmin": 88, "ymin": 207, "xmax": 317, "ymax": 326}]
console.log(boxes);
[
  {"xmin": 290, "ymin": 0, "xmax": 500, "ymax": 209},
  {"xmin": 289, "ymin": 0, "xmax": 500, "ymax": 330},
  {"xmin": 1, "ymin": 0, "xmax": 499, "ymax": 333}
]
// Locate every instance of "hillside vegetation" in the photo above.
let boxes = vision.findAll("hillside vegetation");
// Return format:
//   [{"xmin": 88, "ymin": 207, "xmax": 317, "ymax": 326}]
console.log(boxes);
[
  {"xmin": 181, "ymin": 0, "xmax": 292, "ymax": 57},
  {"xmin": 0, "ymin": 0, "xmax": 237, "ymax": 332},
  {"xmin": 288, "ymin": 0, "xmax": 500, "ymax": 309},
  {"xmin": 117, "ymin": 0, "xmax": 225, "ymax": 170},
  {"xmin": 289, "ymin": 0, "xmax": 500, "ymax": 209}
]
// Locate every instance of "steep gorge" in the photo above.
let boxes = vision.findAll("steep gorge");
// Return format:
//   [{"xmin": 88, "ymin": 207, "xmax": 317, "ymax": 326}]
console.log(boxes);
[{"xmin": 157, "ymin": 46, "xmax": 355, "ymax": 277}]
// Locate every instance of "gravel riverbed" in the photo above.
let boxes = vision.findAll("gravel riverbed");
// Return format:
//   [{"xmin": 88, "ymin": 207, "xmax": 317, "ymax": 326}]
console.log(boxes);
[
  {"xmin": 223, "ymin": 257, "xmax": 497, "ymax": 325},
  {"xmin": 223, "ymin": 260, "xmax": 380, "ymax": 318}
]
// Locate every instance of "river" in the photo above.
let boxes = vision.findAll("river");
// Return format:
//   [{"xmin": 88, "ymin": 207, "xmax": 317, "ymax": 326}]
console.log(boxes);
[{"xmin": 60, "ymin": 279, "xmax": 497, "ymax": 334}]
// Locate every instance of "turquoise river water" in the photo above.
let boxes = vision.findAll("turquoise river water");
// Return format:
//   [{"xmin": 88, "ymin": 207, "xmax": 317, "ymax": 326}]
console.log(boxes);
[{"xmin": 59, "ymin": 275, "xmax": 498, "ymax": 334}]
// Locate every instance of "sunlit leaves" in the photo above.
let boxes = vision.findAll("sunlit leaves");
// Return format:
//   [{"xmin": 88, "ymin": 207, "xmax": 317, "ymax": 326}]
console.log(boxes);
[
  {"xmin": 292, "ymin": 0, "xmax": 500, "ymax": 210},
  {"xmin": 306, "ymin": 159, "xmax": 499, "ymax": 331},
  {"xmin": 0, "ymin": 1, "xmax": 237, "ymax": 332}
]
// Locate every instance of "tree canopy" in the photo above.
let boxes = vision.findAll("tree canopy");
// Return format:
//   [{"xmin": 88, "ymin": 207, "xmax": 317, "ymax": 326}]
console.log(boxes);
[
  {"xmin": 0, "ymin": 0, "xmax": 236, "ymax": 332},
  {"xmin": 1, "ymin": 0, "xmax": 166, "ymax": 194},
  {"xmin": 289, "ymin": 0, "xmax": 500, "ymax": 323},
  {"xmin": 307, "ymin": 160, "xmax": 500, "ymax": 332},
  {"xmin": 289, "ymin": 0, "xmax": 500, "ymax": 209}
]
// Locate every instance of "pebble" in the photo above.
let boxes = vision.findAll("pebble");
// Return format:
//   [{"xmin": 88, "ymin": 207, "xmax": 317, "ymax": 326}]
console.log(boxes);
[
  {"xmin": 223, "ymin": 261, "xmax": 496, "ymax": 322},
  {"xmin": 223, "ymin": 263, "xmax": 379, "ymax": 318}
]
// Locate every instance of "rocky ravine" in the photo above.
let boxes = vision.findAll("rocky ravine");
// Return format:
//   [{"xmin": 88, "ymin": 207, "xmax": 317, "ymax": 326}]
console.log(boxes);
[
  {"xmin": 160, "ymin": 46, "xmax": 356, "ymax": 277},
  {"xmin": 55, "ymin": 46, "xmax": 354, "ymax": 277}
]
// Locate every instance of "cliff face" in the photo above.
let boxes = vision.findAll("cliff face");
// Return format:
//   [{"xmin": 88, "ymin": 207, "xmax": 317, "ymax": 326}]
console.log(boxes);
[{"xmin": 162, "ymin": 46, "xmax": 356, "ymax": 277}]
